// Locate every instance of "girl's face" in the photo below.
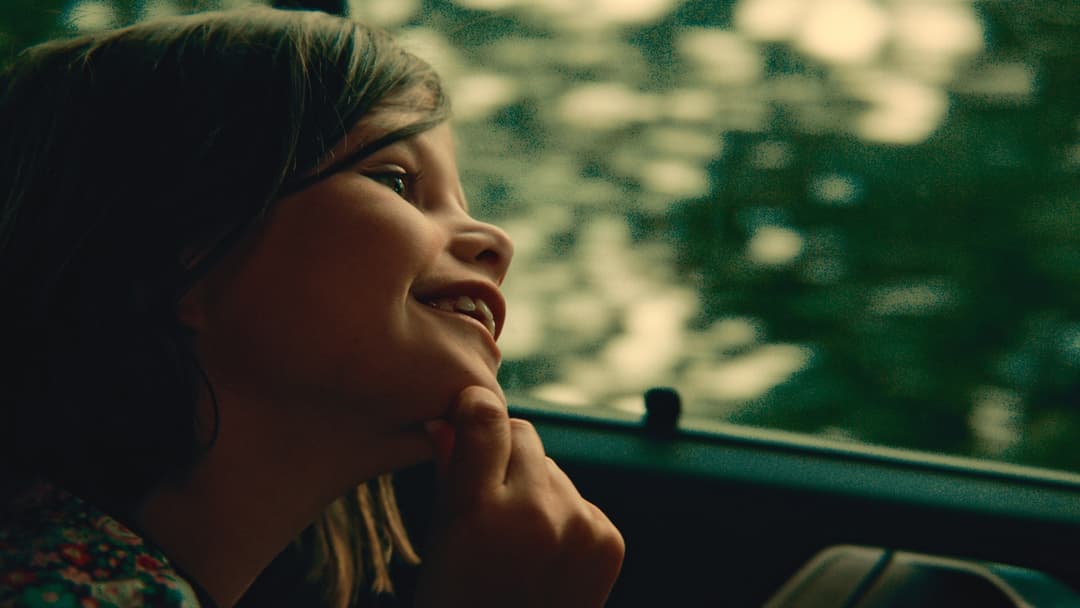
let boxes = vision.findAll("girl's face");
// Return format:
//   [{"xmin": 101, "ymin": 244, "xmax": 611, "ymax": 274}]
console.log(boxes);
[{"xmin": 182, "ymin": 119, "xmax": 513, "ymax": 451}]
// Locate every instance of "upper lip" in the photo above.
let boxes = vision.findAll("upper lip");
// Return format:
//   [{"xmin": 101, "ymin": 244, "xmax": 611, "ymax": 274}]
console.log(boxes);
[{"xmin": 412, "ymin": 280, "xmax": 507, "ymax": 341}]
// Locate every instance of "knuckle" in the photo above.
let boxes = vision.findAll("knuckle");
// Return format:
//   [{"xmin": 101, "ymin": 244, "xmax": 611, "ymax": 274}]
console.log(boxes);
[
  {"xmin": 463, "ymin": 396, "xmax": 505, "ymax": 425},
  {"xmin": 599, "ymin": 524, "xmax": 626, "ymax": 560},
  {"xmin": 563, "ymin": 504, "xmax": 600, "ymax": 540},
  {"xmin": 573, "ymin": 505, "xmax": 623, "ymax": 553},
  {"xmin": 577, "ymin": 515, "xmax": 624, "ymax": 565},
  {"xmin": 521, "ymin": 499, "xmax": 558, "ymax": 530},
  {"xmin": 508, "ymin": 418, "xmax": 536, "ymax": 435},
  {"xmin": 516, "ymin": 506, "xmax": 562, "ymax": 549}
]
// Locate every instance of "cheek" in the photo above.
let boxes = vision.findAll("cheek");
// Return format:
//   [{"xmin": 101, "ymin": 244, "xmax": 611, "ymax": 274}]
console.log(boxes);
[
  {"xmin": 377, "ymin": 305, "xmax": 504, "ymax": 417},
  {"xmin": 194, "ymin": 210, "xmax": 448, "ymax": 406}
]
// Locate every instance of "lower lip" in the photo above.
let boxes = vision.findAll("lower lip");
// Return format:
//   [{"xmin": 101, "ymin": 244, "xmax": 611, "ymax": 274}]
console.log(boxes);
[{"xmin": 415, "ymin": 300, "xmax": 501, "ymax": 358}]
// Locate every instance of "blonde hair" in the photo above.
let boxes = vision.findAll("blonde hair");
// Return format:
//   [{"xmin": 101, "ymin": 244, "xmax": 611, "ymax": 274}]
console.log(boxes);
[{"xmin": 304, "ymin": 477, "xmax": 420, "ymax": 605}]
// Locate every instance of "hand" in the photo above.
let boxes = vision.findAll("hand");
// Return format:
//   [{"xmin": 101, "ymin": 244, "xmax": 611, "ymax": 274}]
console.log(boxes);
[{"xmin": 415, "ymin": 386, "xmax": 625, "ymax": 607}]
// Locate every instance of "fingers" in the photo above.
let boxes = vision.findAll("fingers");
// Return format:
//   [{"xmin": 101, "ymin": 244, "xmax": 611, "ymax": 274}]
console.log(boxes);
[
  {"xmin": 446, "ymin": 385, "xmax": 511, "ymax": 500},
  {"xmin": 543, "ymin": 457, "xmax": 626, "ymax": 608},
  {"xmin": 553, "ymin": 488, "xmax": 626, "ymax": 607},
  {"xmin": 581, "ymin": 500, "xmax": 626, "ymax": 601},
  {"xmin": 444, "ymin": 387, "xmax": 583, "ymax": 498},
  {"xmin": 419, "ymin": 389, "xmax": 626, "ymax": 608},
  {"xmin": 561, "ymin": 517, "xmax": 625, "ymax": 608},
  {"xmin": 505, "ymin": 418, "xmax": 549, "ymax": 489}
]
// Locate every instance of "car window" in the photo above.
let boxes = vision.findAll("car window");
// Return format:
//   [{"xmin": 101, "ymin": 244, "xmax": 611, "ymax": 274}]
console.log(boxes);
[
  {"xmin": 9, "ymin": 0, "xmax": 1080, "ymax": 475},
  {"xmin": 388, "ymin": 0, "xmax": 1080, "ymax": 476}
]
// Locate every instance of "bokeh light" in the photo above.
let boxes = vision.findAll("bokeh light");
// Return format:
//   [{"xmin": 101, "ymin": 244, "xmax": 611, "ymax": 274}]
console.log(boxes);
[{"xmin": 12, "ymin": 0, "xmax": 1080, "ymax": 473}]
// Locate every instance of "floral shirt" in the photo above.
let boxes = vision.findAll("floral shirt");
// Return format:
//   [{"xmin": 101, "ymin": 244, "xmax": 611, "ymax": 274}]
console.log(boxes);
[{"xmin": 0, "ymin": 483, "xmax": 205, "ymax": 608}]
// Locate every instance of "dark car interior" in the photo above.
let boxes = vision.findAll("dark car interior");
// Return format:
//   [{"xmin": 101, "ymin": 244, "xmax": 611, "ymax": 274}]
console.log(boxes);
[
  {"xmin": 498, "ymin": 397, "xmax": 1080, "ymax": 606},
  {"xmin": 240, "ymin": 392, "xmax": 1080, "ymax": 606}
]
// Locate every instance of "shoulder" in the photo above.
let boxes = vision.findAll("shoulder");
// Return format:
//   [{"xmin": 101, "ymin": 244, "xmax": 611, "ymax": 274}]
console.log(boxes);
[{"xmin": 0, "ymin": 483, "xmax": 202, "ymax": 608}]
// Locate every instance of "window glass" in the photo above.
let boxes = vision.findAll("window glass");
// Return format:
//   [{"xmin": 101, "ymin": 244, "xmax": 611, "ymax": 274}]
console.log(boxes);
[
  {"xmin": 379, "ymin": 0, "xmax": 1080, "ymax": 475},
  {"xmin": 7, "ymin": 0, "xmax": 1080, "ymax": 474}
]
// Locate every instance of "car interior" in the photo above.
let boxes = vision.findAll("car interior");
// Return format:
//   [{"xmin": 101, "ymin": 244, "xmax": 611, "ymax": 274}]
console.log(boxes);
[{"xmin": 242, "ymin": 391, "xmax": 1080, "ymax": 606}]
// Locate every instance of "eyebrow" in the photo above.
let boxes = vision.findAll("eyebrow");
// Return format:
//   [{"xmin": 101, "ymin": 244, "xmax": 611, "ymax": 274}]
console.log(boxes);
[{"xmin": 279, "ymin": 117, "xmax": 446, "ymax": 197}]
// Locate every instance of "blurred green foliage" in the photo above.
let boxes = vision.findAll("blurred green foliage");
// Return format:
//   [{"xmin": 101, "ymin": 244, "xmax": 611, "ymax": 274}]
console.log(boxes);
[
  {"xmin": 665, "ymin": 4, "xmax": 1080, "ymax": 470},
  {"xmin": 4, "ymin": 0, "xmax": 1079, "ymax": 473},
  {"xmin": 0, "ymin": 0, "xmax": 68, "ymax": 56}
]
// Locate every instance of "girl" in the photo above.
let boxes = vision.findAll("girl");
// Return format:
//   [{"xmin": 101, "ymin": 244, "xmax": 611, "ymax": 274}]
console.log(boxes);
[{"xmin": 0, "ymin": 7, "xmax": 624, "ymax": 607}]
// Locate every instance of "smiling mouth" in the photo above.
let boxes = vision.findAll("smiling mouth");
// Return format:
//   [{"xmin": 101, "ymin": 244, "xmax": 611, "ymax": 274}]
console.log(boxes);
[{"xmin": 423, "ymin": 295, "xmax": 497, "ymax": 337}]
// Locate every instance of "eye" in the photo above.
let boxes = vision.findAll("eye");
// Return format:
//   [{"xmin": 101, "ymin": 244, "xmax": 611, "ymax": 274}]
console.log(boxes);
[{"xmin": 367, "ymin": 171, "xmax": 409, "ymax": 198}]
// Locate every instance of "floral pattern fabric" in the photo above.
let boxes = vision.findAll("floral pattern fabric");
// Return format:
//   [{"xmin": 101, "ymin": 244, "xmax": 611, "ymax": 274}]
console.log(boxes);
[{"xmin": 0, "ymin": 483, "xmax": 202, "ymax": 608}]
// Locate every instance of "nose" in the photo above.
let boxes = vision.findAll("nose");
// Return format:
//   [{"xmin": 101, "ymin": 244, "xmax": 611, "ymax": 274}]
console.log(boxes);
[{"xmin": 450, "ymin": 217, "xmax": 514, "ymax": 285}]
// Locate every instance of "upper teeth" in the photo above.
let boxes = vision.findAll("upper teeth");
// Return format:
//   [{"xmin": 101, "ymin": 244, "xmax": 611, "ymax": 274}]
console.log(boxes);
[{"xmin": 428, "ymin": 295, "xmax": 496, "ymax": 336}]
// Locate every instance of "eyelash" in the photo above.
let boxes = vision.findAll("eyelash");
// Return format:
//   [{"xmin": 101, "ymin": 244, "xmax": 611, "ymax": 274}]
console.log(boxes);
[{"xmin": 366, "ymin": 170, "xmax": 411, "ymax": 200}]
